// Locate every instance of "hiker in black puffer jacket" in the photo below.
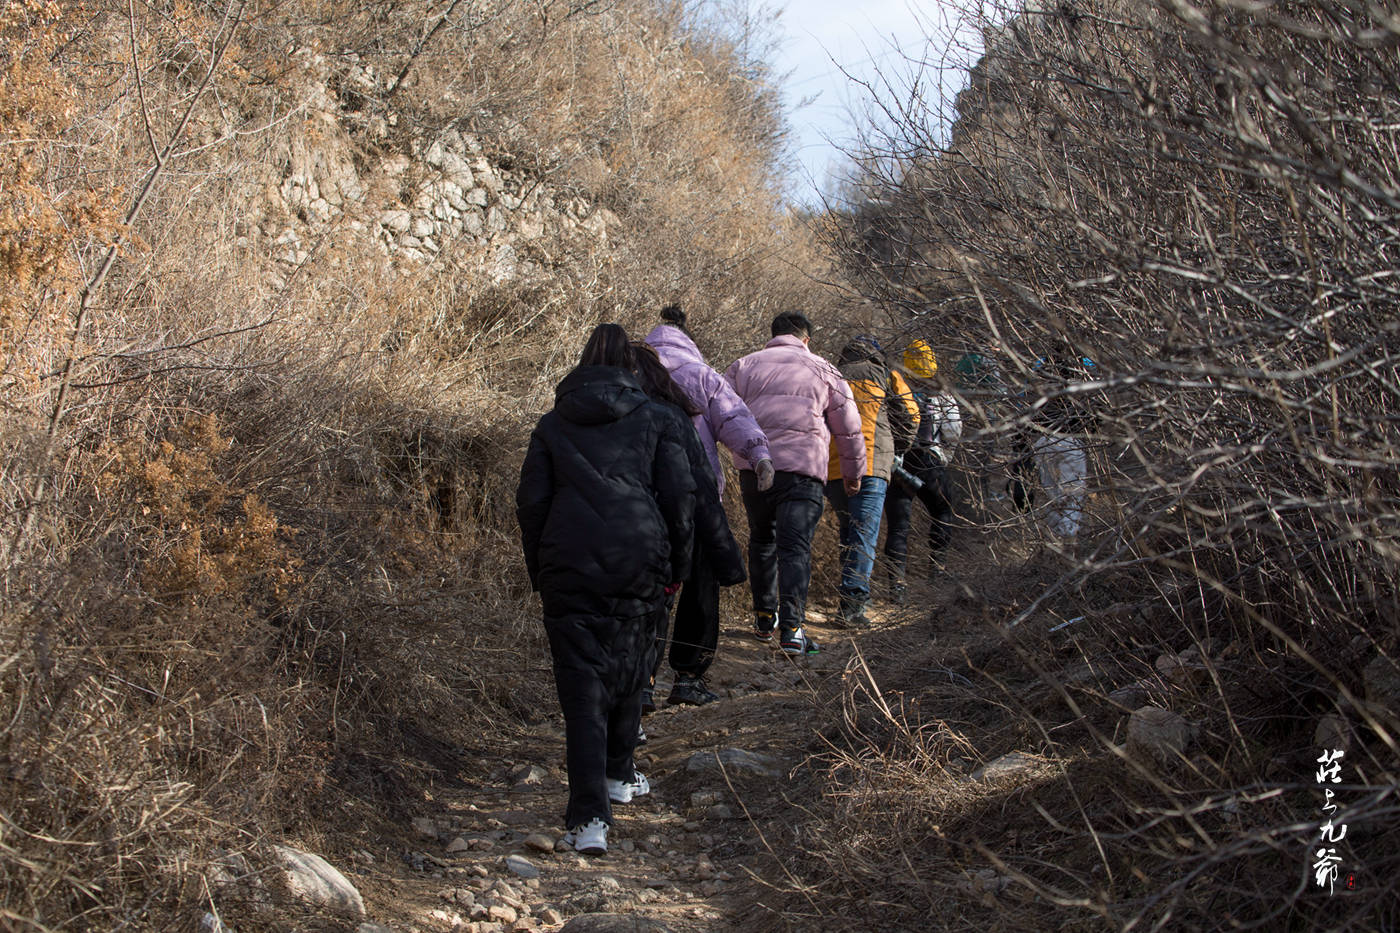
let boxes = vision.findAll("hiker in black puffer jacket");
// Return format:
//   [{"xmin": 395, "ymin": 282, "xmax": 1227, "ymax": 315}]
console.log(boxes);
[
  {"xmin": 631, "ymin": 342, "xmax": 746, "ymax": 712},
  {"xmin": 516, "ymin": 323, "xmax": 696, "ymax": 857}
]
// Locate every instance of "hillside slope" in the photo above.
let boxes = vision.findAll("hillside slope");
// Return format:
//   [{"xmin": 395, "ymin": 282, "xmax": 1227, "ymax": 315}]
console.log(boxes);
[{"xmin": 0, "ymin": 2, "xmax": 843, "ymax": 928}]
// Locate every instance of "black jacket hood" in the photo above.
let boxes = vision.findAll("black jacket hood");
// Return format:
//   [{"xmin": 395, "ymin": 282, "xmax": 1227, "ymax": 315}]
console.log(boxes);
[{"xmin": 554, "ymin": 365, "xmax": 649, "ymax": 426}]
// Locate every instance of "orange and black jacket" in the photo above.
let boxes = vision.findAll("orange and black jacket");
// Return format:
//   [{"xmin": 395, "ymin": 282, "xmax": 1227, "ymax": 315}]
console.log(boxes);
[{"xmin": 826, "ymin": 346, "xmax": 920, "ymax": 482}]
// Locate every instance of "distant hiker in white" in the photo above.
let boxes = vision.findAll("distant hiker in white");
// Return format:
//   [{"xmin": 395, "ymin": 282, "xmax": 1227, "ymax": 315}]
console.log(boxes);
[{"xmin": 1030, "ymin": 355, "xmax": 1098, "ymax": 539}]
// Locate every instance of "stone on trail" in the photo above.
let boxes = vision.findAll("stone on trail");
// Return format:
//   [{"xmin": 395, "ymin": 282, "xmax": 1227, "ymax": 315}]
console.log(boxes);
[
  {"xmin": 969, "ymin": 751, "xmax": 1041, "ymax": 783},
  {"xmin": 1126, "ymin": 706, "xmax": 1191, "ymax": 764},
  {"xmin": 559, "ymin": 915, "xmax": 674, "ymax": 933},
  {"xmin": 683, "ymin": 747, "xmax": 782, "ymax": 780},
  {"xmin": 199, "ymin": 912, "xmax": 233, "ymax": 933},
  {"xmin": 511, "ymin": 763, "xmax": 550, "ymax": 787},
  {"xmin": 446, "ymin": 836, "xmax": 472, "ymax": 853},
  {"xmin": 1313, "ymin": 713, "xmax": 1352, "ymax": 753},
  {"xmin": 356, "ymin": 925, "xmax": 395, "ymax": 933},
  {"xmin": 412, "ymin": 816, "xmax": 439, "ymax": 839},
  {"xmin": 524, "ymin": 833, "xmax": 556, "ymax": 853},
  {"xmin": 505, "ymin": 854, "xmax": 541, "ymax": 879},
  {"xmin": 1107, "ymin": 682, "xmax": 1150, "ymax": 710},
  {"xmin": 273, "ymin": 845, "xmax": 366, "ymax": 917},
  {"xmin": 1154, "ymin": 650, "xmax": 1208, "ymax": 687},
  {"xmin": 957, "ymin": 867, "xmax": 1011, "ymax": 902}
]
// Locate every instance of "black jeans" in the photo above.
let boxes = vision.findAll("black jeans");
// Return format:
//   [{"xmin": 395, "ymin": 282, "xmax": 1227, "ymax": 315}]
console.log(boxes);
[
  {"xmin": 669, "ymin": 544, "xmax": 719, "ymax": 677},
  {"xmin": 883, "ymin": 448, "xmax": 954, "ymax": 583},
  {"xmin": 647, "ymin": 538, "xmax": 720, "ymax": 682},
  {"xmin": 545, "ymin": 611, "xmax": 651, "ymax": 828},
  {"xmin": 647, "ymin": 596, "xmax": 672, "ymax": 688},
  {"xmin": 739, "ymin": 468, "xmax": 824, "ymax": 631}
]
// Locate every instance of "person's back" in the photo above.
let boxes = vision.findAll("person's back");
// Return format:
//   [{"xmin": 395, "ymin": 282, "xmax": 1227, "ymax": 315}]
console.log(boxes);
[
  {"xmin": 883, "ymin": 340, "xmax": 961, "ymax": 599},
  {"xmin": 1034, "ymin": 356, "xmax": 1098, "ymax": 437},
  {"xmin": 821, "ymin": 335, "xmax": 918, "ymax": 627},
  {"xmin": 1024, "ymin": 354, "xmax": 1097, "ymax": 539},
  {"xmin": 630, "ymin": 338, "xmax": 747, "ymax": 709},
  {"xmin": 520, "ymin": 364, "xmax": 694, "ymax": 618},
  {"xmin": 723, "ymin": 312, "xmax": 865, "ymax": 656},
  {"xmin": 644, "ymin": 306, "xmax": 771, "ymax": 494},
  {"xmin": 724, "ymin": 323, "xmax": 864, "ymax": 483},
  {"xmin": 825, "ymin": 336, "xmax": 919, "ymax": 486}
]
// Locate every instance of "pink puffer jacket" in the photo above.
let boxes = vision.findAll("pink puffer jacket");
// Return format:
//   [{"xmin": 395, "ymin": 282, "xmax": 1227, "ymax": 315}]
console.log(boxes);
[
  {"xmin": 723, "ymin": 335, "xmax": 865, "ymax": 483},
  {"xmin": 644, "ymin": 324, "xmax": 770, "ymax": 495}
]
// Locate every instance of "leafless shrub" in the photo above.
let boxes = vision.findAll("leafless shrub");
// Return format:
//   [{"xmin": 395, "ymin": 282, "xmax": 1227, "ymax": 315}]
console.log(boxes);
[{"xmin": 799, "ymin": 0, "xmax": 1400, "ymax": 928}]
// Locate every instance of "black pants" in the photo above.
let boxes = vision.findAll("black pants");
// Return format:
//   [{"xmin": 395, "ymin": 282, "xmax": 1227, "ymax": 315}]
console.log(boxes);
[
  {"xmin": 647, "ymin": 596, "xmax": 673, "ymax": 688},
  {"xmin": 545, "ymin": 611, "xmax": 651, "ymax": 828},
  {"xmin": 651, "ymin": 543, "xmax": 719, "ymax": 678},
  {"xmin": 883, "ymin": 449, "xmax": 954, "ymax": 583},
  {"xmin": 739, "ymin": 469, "xmax": 824, "ymax": 631}
]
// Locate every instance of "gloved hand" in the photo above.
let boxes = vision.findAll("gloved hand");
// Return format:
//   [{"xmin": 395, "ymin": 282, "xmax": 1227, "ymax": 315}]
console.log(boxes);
[{"xmin": 754, "ymin": 458, "xmax": 775, "ymax": 492}]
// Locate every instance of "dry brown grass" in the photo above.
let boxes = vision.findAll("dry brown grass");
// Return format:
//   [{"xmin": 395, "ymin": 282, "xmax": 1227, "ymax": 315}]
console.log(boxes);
[{"xmin": 0, "ymin": 0, "xmax": 839, "ymax": 927}]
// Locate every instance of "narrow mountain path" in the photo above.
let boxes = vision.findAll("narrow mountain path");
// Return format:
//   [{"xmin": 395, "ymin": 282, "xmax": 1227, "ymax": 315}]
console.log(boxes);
[{"xmin": 351, "ymin": 594, "xmax": 910, "ymax": 933}]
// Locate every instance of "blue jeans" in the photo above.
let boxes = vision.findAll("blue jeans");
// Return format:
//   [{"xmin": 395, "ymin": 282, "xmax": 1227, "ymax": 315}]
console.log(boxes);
[{"xmin": 823, "ymin": 476, "xmax": 889, "ymax": 601}]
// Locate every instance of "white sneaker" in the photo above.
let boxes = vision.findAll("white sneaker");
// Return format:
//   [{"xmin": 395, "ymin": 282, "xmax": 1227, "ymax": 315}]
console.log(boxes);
[
  {"xmin": 562, "ymin": 817, "xmax": 608, "ymax": 855},
  {"xmin": 606, "ymin": 770, "xmax": 651, "ymax": 804}
]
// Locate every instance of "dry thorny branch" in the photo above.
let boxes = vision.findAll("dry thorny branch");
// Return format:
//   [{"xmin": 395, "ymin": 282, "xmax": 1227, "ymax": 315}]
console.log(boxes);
[{"xmin": 814, "ymin": 0, "xmax": 1400, "ymax": 928}]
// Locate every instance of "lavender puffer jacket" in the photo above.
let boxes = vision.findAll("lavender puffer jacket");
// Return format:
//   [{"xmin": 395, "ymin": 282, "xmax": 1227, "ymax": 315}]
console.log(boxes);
[
  {"xmin": 722, "ymin": 335, "xmax": 866, "ymax": 483},
  {"xmin": 645, "ymin": 324, "xmax": 771, "ymax": 495}
]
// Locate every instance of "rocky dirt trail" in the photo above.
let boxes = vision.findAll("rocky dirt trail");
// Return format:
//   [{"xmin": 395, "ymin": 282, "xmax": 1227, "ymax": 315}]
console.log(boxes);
[{"xmin": 348, "ymin": 597, "xmax": 898, "ymax": 933}]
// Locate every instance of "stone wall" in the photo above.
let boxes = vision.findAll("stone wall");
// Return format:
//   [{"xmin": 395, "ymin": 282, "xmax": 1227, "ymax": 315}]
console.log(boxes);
[{"xmin": 240, "ymin": 53, "xmax": 617, "ymax": 291}]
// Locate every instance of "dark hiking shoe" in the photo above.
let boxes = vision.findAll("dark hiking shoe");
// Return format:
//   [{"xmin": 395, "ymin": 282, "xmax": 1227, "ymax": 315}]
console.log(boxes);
[
  {"xmin": 779, "ymin": 626, "xmax": 820, "ymax": 656},
  {"xmin": 891, "ymin": 582, "xmax": 907, "ymax": 606},
  {"xmin": 667, "ymin": 674, "xmax": 720, "ymax": 707},
  {"xmin": 641, "ymin": 687, "xmax": 656, "ymax": 714},
  {"xmin": 637, "ymin": 723, "xmax": 648, "ymax": 746},
  {"xmin": 753, "ymin": 611, "xmax": 778, "ymax": 642},
  {"xmin": 836, "ymin": 595, "xmax": 871, "ymax": 629}
]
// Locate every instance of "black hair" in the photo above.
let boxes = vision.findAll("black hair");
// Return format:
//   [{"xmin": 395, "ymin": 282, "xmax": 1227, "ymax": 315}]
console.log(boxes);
[
  {"xmin": 579, "ymin": 323, "xmax": 634, "ymax": 368},
  {"xmin": 838, "ymin": 334, "xmax": 884, "ymax": 366},
  {"xmin": 660, "ymin": 304, "xmax": 688, "ymax": 331},
  {"xmin": 631, "ymin": 342, "xmax": 701, "ymax": 416},
  {"xmin": 771, "ymin": 312, "xmax": 811, "ymax": 339}
]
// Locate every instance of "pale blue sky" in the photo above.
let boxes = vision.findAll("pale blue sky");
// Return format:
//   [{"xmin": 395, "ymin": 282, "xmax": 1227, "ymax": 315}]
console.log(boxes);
[{"xmin": 770, "ymin": 0, "xmax": 988, "ymax": 204}]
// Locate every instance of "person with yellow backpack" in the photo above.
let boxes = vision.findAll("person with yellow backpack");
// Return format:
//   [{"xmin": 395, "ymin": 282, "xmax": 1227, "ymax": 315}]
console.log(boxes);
[
  {"xmin": 883, "ymin": 340, "xmax": 962, "ymax": 603},
  {"xmin": 824, "ymin": 335, "xmax": 920, "ymax": 627}
]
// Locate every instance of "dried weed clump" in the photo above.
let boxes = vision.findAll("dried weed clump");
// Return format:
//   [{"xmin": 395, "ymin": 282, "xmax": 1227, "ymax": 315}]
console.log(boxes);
[{"xmin": 0, "ymin": 0, "xmax": 828, "ymax": 927}]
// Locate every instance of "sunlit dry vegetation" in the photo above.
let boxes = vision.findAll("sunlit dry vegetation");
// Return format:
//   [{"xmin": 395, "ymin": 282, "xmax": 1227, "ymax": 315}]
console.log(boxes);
[{"xmin": 0, "ymin": 0, "xmax": 832, "ymax": 926}]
